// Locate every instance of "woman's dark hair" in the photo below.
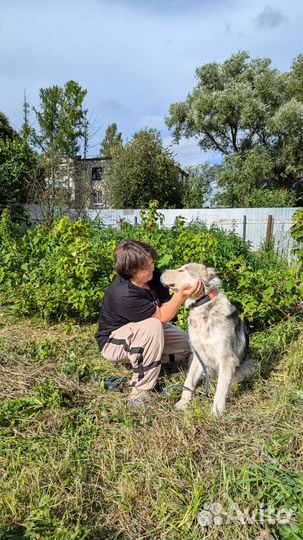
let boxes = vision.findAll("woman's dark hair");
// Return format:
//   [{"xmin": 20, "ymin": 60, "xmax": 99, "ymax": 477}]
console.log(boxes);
[{"xmin": 115, "ymin": 240, "xmax": 158, "ymax": 278}]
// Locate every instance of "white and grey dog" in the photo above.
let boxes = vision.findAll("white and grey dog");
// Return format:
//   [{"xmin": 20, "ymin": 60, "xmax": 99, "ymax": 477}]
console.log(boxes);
[{"xmin": 161, "ymin": 263, "xmax": 255, "ymax": 417}]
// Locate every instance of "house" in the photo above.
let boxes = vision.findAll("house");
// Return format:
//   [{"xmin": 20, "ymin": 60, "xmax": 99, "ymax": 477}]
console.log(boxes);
[
  {"xmin": 51, "ymin": 156, "xmax": 189, "ymax": 210},
  {"xmin": 178, "ymin": 168, "xmax": 189, "ymax": 184},
  {"xmin": 47, "ymin": 155, "xmax": 109, "ymax": 209}
]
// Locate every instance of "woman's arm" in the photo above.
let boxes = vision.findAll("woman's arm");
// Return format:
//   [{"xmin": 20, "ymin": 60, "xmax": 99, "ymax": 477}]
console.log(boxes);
[{"xmin": 153, "ymin": 281, "xmax": 204, "ymax": 323}]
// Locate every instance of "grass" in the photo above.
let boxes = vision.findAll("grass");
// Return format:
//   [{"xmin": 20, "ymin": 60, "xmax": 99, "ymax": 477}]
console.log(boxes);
[{"xmin": 0, "ymin": 308, "xmax": 302, "ymax": 540}]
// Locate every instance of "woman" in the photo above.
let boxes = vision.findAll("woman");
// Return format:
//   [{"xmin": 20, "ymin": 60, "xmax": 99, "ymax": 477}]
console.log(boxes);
[{"xmin": 96, "ymin": 240, "xmax": 203, "ymax": 407}]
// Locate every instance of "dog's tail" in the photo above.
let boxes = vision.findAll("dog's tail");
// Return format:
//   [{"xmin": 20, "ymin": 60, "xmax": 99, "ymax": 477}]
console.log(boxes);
[{"xmin": 235, "ymin": 352, "xmax": 256, "ymax": 382}]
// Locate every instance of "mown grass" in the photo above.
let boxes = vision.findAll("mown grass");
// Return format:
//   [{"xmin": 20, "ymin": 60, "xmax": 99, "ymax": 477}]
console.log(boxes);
[{"xmin": 0, "ymin": 308, "xmax": 302, "ymax": 540}]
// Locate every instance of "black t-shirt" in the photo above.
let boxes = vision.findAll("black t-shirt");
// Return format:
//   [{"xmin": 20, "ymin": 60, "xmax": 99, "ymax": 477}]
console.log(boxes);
[{"xmin": 96, "ymin": 268, "xmax": 170, "ymax": 351}]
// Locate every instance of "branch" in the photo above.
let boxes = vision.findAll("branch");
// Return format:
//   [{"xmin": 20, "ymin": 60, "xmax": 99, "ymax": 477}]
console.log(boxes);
[
  {"xmin": 203, "ymin": 130, "xmax": 229, "ymax": 155},
  {"xmin": 229, "ymin": 124, "xmax": 239, "ymax": 152}
]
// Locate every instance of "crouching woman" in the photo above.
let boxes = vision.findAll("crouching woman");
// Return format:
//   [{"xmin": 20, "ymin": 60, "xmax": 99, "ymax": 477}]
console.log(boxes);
[{"xmin": 96, "ymin": 240, "xmax": 202, "ymax": 407}]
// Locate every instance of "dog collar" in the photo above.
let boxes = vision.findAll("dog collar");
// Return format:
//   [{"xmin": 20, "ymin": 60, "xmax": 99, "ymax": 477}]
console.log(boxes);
[{"xmin": 190, "ymin": 289, "xmax": 219, "ymax": 310}]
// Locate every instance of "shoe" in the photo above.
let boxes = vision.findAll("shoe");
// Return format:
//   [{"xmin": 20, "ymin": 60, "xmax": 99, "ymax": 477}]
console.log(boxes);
[
  {"xmin": 127, "ymin": 390, "xmax": 150, "ymax": 409},
  {"xmin": 153, "ymin": 380, "xmax": 164, "ymax": 393}
]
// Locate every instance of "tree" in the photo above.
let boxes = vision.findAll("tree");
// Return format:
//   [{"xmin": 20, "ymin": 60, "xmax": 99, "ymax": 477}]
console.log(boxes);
[
  {"xmin": 214, "ymin": 146, "xmax": 299, "ymax": 207},
  {"xmin": 0, "ymin": 112, "xmax": 18, "ymax": 141},
  {"xmin": 0, "ymin": 113, "xmax": 36, "ymax": 218},
  {"xmin": 166, "ymin": 52, "xmax": 303, "ymax": 206},
  {"xmin": 182, "ymin": 165, "xmax": 212, "ymax": 208},
  {"xmin": 100, "ymin": 122, "xmax": 123, "ymax": 157},
  {"xmin": 21, "ymin": 90, "xmax": 34, "ymax": 146},
  {"xmin": 33, "ymin": 80, "xmax": 88, "ymax": 156},
  {"xmin": 104, "ymin": 128, "xmax": 183, "ymax": 208}
]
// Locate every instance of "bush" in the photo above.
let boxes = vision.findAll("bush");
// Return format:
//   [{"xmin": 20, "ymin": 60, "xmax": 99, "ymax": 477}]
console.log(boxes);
[
  {"xmin": 291, "ymin": 208, "xmax": 303, "ymax": 267},
  {"xmin": 223, "ymin": 257, "xmax": 302, "ymax": 329},
  {"xmin": 0, "ymin": 213, "xmax": 116, "ymax": 320},
  {"xmin": 0, "ymin": 204, "xmax": 302, "ymax": 330}
]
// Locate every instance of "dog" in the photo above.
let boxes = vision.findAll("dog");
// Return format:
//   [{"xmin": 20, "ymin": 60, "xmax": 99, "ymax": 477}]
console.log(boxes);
[{"xmin": 161, "ymin": 263, "xmax": 255, "ymax": 417}]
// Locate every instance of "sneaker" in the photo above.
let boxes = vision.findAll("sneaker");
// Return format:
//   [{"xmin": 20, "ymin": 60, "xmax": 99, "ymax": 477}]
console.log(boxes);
[{"xmin": 127, "ymin": 390, "xmax": 150, "ymax": 409}]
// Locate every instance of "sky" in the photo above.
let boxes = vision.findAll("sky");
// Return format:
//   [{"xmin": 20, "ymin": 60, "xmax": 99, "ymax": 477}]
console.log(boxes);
[{"xmin": 0, "ymin": 0, "xmax": 302, "ymax": 167}]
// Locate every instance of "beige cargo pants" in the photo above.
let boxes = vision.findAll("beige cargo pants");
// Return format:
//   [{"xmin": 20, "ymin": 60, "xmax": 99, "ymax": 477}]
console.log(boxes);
[{"xmin": 101, "ymin": 318, "xmax": 191, "ymax": 399}]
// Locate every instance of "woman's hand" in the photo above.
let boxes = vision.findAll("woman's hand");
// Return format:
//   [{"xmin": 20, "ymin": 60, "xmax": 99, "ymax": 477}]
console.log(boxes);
[
  {"xmin": 179, "ymin": 281, "xmax": 204, "ymax": 299},
  {"xmin": 154, "ymin": 280, "xmax": 205, "ymax": 323}
]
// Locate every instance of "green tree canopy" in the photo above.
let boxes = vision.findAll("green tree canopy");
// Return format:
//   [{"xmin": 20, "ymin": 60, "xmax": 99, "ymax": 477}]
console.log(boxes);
[
  {"xmin": 182, "ymin": 165, "xmax": 212, "ymax": 208},
  {"xmin": 105, "ymin": 128, "xmax": 183, "ymax": 208},
  {"xmin": 0, "ymin": 137, "xmax": 36, "ymax": 217},
  {"xmin": 100, "ymin": 122, "xmax": 123, "ymax": 157},
  {"xmin": 166, "ymin": 52, "xmax": 303, "ymax": 206},
  {"xmin": 33, "ymin": 80, "xmax": 87, "ymax": 156},
  {"xmin": 0, "ymin": 112, "xmax": 19, "ymax": 141}
]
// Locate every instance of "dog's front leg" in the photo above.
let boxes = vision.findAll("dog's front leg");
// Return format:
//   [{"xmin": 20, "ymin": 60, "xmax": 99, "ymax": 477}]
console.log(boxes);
[
  {"xmin": 175, "ymin": 355, "xmax": 204, "ymax": 410},
  {"xmin": 212, "ymin": 362, "xmax": 235, "ymax": 418}
]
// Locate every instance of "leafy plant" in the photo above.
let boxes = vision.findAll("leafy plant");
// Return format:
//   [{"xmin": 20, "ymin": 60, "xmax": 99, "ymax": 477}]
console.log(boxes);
[
  {"xmin": 291, "ymin": 209, "xmax": 303, "ymax": 267},
  {"xmin": 0, "ymin": 207, "xmax": 301, "ymax": 331}
]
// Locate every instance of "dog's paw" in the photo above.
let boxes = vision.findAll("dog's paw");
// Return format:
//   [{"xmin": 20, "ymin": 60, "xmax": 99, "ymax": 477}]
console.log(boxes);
[
  {"xmin": 212, "ymin": 404, "xmax": 225, "ymax": 418},
  {"xmin": 175, "ymin": 399, "xmax": 190, "ymax": 411}
]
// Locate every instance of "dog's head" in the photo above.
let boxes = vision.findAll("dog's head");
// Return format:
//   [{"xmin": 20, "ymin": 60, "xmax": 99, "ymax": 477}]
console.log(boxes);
[{"xmin": 160, "ymin": 263, "xmax": 221, "ymax": 308}]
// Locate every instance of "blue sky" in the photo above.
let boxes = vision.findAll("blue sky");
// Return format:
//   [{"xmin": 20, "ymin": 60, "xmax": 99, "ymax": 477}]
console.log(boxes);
[{"xmin": 0, "ymin": 0, "xmax": 302, "ymax": 167}]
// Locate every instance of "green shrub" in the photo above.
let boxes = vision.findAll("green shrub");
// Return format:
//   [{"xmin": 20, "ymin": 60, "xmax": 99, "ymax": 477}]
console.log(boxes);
[
  {"xmin": 291, "ymin": 208, "xmax": 303, "ymax": 267},
  {"xmin": 250, "ymin": 317, "xmax": 302, "ymax": 378},
  {"xmin": 0, "ymin": 204, "xmax": 301, "ymax": 330},
  {"xmin": 223, "ymin": 257, "xmax": 302, "ymax": 330},
  {"xmin": 0, "ymin": 209, "xmax": 24, "ymax": 297},
  {"xmin": 0, "ymin": 214, "xmax": 116, "ymax": 320},
  {"xmin": 281, "ymin": 332, "xmax": 303, "ymax": 388}
]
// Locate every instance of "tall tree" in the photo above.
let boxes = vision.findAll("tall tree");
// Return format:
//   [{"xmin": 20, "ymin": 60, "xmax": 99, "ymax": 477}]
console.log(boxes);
[
  {"xmin": 166, "ymin": 52, "xmax": 303, "ymax": 206},
  {"xmin": 21, "ymin": 90, "xmax": 33, "ymax": 145},
  {"xmin": 182, "ymin": 165, "xmax": 212, "ymax": 208},
  {"xmin": 99, "ymin": 122, "xmax": 123, "ymax": 157},
  {"xmin": 0, "ymin": 112, "xmax": 18, "ymax": 141},
  {"xmin": 0, "ymin": 113, "xmax": 36, "ymax": 218},
  {"xmin": 33, "ymin": 80, "xmax": 87, "ymax": 156},
  {"xmin": 104, "ymin": 128, "xmax": 183, "ymax": 208}
]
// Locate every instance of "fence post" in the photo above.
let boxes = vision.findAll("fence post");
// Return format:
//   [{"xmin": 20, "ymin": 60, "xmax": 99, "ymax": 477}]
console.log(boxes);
[
  {"xmin": 134, "ymin": 216, "xmax": 138, "ymax": 226},
  {"xmin": 243, "ymin": 215, "xmax": 247, "ymax": 242},
  {"xmin": 119, "ymin": 219, "xmax": 124, "ymax": 232},
  {"xmin": 265, "ymin": 215, "xmax": 274, "ymax": 251}
]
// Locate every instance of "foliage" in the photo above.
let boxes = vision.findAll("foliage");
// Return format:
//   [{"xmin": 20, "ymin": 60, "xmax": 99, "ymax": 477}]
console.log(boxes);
[
  {"xmin": 21, "ymin": 91, "xmax": 34, "ymax": 146},
  {"xmin": 0, "ymin": 116, "xmax": 36, "ymax": 218},
  {"xmin": 99, "ymin": 122, "xmax": 123, "ymax": 157},
  {"xmin": 223, "ymin": 257, "xmax": 302, "ymax": 328},
  {"xmin": 181, "ymin": 164, "xmax": 212, "ymax": 208},
  {"xmin": 26, "ymin": 150, "xmax": 84, "ymax": 225},
  {"xmin": 32, "ymin": 80, "xmax": 88, "ymax": 156},
  {"xmin": 0, "ymin": 205, "xmax": 302, "ymax": 329},
  {"xmin": 0, "ymin": 209, "xmax": 23, "ymax": 289},
  {"xmin": 0, "ymin": 112, "xmax": 18, "ymax": 141},
  {"xmin": 140, "ymin": 199, "xmax": 165, "ymax": 229},
  {"xmin": 166, "ymin": 52, "xmax": 303, "ymax": 206},
  {"xmin": 29, "ymin": 339, "xmax": 58, "ymax": 364},
  {"xmin": 215, "ymin": 148, "xmax": 298, "ymax": 207},
  {"xmin": 0, "ymin": 213, "xmax": 115, "ymax": 320},
  {"xmin": 104, "ymin": 128, "xmax": 183, "ymax": 208},
  {"xmin": 291, "ymin": 208, "xmax": 303, "ymax": 267}
]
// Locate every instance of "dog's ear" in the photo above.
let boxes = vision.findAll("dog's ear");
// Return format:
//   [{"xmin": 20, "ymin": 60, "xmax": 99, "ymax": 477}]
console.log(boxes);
[
  {"xmin": 204, "ymin": 267, "xmax": 216, "ymax": 282},
  {"xmin": 202, "ymin": 267, "xmax": 221, "ymax": 292}
]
